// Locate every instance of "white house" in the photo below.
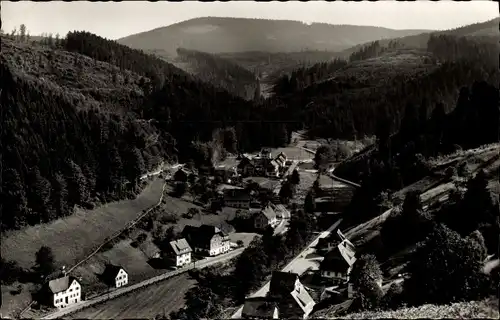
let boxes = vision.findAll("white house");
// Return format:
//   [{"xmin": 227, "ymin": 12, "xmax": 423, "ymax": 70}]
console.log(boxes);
[
  {"xmin": 254, "ymin": 205, "xmax": 279, "ymax": 230},
  {"xmin": 102, "ymin": 264, "xmax": 128, "ymax": 288},
  {"xmin": 43, "ymin": 276, "xmax": 82, "ymax": 308},
  {"xmin": 168, "ymin": 238, "xmax": 193, "ymax": 267}
]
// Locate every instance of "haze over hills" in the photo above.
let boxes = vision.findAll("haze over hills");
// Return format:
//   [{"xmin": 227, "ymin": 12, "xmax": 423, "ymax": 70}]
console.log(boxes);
[
  {"xmin": 337, "ymin": 17, "xmax": 500, "ymax": 58},
  {"xmin": 116, "ymin": 17, "xmax": 432, "ymax": 55}
]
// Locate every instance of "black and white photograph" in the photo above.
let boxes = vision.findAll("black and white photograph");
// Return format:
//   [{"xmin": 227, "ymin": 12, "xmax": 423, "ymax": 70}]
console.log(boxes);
[{"xmin": 1, "ymin": 1, "xmax": 499, "ymax": 319}]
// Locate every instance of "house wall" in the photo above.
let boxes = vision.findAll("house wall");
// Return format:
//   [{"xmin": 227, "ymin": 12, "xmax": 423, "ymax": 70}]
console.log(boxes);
[
  {"xmin": 115, "ymin": 269, "xmax": 128, "ymax": 288},
  {"xmin": 176, "ymin": 252, "xmax": 192, "ymax": 267},
  {"xmin": 209, "ymin": 235, "xmax": 230, "ymax": 256},
  {"xmin": 53, "ymin": 280, "xmax": 81, "ymax": 308},
  {"xmin": 321, "ymin": 270, "xmax": 347, "ymax": 281},
  {"xmin": 226, "ymin": 200, "xmax": 250, "ymax": 209}
]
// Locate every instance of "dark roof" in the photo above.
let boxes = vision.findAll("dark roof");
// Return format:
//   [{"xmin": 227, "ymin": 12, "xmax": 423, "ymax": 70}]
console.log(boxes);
[
  {"xmin": 169, "ymin": 238, "xmax": 192, "ymax": 255},
  {"xmin": 101, "ymin": 264, "xmax": 125, "ymax": 284},
  {"xmin": 46, "ymin": 276, "xmax": 79, "ymax": 294},
  {"xmin": 238, "ymin": 157, "xmax": 254, "ymax": 168},
  {"xmin": 182, "ymin": 224, "xmax": 228, "ymax": 248},
  {"xmin": 242, "ymin": 297, "xmax": 278, "ymax": 318},
  {"xmin": 320, "ymin": 255, "xmax": 350, "ymax": 273},
  {"xmin": 224, "ymin": 189, "xmax": 251, "ymax": 202},
  {"xmin": 269, "ymin": 271, "xmax": 298, "ymax": 294}
]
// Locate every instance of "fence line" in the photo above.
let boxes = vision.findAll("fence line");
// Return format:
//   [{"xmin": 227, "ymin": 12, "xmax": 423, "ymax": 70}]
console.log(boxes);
[
  {"xmin": 19, "ymin": 175, "xmax": 169, "ymax": 318},
  {"xmin": 67, "ymin": 181, "xmax": 168, "ymax": 274},
  {"xmin": 42, "ymin": 248, "xmax": 246, "ymax": 319}
]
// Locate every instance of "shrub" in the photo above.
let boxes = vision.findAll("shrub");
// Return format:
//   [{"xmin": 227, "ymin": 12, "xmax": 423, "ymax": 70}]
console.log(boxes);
[
  {"xmin": 136, "ymin": 233, "xmax": 147, "ymax": 244},
  {"xmin": 381, "ymin": 282, "xmax": 405, "ymax": 310},
  {"xmin": 404, "ymin": 224, "xmax": 490, "ymax": 306}
]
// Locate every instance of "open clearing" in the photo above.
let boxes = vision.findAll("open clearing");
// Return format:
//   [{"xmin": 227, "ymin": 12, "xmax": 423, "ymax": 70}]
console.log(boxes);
[
  {"xmin": 68, "ymin": 273, "xmax": 197, "ymax": 319},
  {"xmin": 1, "ymin": 178, "xmax": 165, "ymax": 269}
]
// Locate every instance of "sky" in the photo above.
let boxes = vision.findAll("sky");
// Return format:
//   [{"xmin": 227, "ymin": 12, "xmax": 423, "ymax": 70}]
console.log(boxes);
[{"xmin": 2, "ymin": 1, "xmax": 498, "ymax": 40}]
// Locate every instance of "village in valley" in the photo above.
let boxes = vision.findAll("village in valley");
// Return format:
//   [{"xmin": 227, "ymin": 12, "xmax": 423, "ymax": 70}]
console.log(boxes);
[
  {"xmin": 2, "ymin": 3, "xmax": 499, "ymax": 320},
  {"xmin": 17, "ymin": 131, "xmax": 367, "ymax": 320}
]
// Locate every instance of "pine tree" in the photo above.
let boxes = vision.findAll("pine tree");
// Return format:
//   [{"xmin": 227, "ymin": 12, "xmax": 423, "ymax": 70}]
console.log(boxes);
[
  {"xmin": 51, "ymin": 173, "xmax": 69, "ymax": 218},
  {"xmin": 27, "ymin": 168, "xmax": 53, "ymax": 224},
  {"xmin": 2, "ymin": 168, "xmax": 28, "ymax": 229}
]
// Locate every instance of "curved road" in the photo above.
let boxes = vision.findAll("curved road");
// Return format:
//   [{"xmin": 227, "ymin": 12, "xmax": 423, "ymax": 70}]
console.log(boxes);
[{"xmin": 231, "ymin": 218, "xmax": 343, "ymax": 319}]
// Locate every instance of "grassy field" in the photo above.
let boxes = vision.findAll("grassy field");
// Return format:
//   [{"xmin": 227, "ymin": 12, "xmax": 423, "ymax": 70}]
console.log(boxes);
[
  {"xmin": 70, "ymin": 190, "xmax": 255, "ymax": 297},
  {"xmin": 0, "ymin": 178, "xmax": 166, "ymax": 317},
  {"xmin": 1, "ymin": 178, "xmax": 165, "ymax": 269},
  {"xmin": 68, "ymin": 273, "xmax": 197, "ymax": 319},
  {"xmin": 271, "ymin": 146, "xmax": 314, "ymax": 161},
  {"xmin": 332, "ymin": 297, "xmax": 499, "ymax": 319}
]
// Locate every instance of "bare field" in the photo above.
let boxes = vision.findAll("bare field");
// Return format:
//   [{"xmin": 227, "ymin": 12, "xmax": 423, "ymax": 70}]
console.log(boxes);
[
  {"xmin": 68, "ymin": 273, "xmax": 197, "ymax": 319},
  {"xmin": 1, "ymin": 178, "xmax": 165, "ymax": 269}
]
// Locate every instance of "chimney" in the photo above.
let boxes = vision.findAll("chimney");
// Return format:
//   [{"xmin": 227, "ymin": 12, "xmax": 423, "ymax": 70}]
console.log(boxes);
[{"xmin": 61, "ymin": 265, "xmax": 67, "ymax": 277}]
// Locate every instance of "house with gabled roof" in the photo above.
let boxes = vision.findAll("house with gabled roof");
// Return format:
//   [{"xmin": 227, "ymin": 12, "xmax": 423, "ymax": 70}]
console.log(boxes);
[
  {"xmin": 223, "ymin": 189, "xmax": 251, "ymax": 209},
  {"xmin": 275, "ymin": 152, "xmax": 287, "ymax": 168},
  {"xmin": 182, "ymin": 224, "xmax": 230, "ymax": 256},
  {"xmin": 165, "ymin": 238, "xmax": 192, "ymax": 267},
  {"xmin": 319, "ymin": 238, "xmax": 356, "ymax": 283},
  {"xmin": 242, "ymin": 297, "xmax": 279, "ymax": 319},
  {"xmin": 253, "ymin": 204, "xmax": 279, "ymax": 230},
  {"xmin": 267, "ymin": 271, "xmax": 316, "ymax": 319},
  {"xmin": 101, "ymin": 264, "xmax": 128, "ymax": 288},
  {"xmin": 39, "ymin": 275, "xmax": 82, "ymax": 308}
]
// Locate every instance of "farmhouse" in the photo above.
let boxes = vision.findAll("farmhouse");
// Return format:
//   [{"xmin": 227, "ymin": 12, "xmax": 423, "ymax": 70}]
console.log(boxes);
[
  {"xmin": 223, "ymin": 189, "xmax": 251, "ymax": 209},
  {"xmin": 173, "ymin": 168, "xmax": 190, "ymax": 182},
  {"xmin": 238, "ymin": 157, "xmax": 256, "ymax": 176},
  {"xmin": 166, "ymin": 238, "xmax": 193, "ymax": 267},
  {"xmin": 242, "ymin": 297, "xmax": 280, "ymax": 319},
  {"xmin": 101, "ymin": 264, "xmax": 128, "ymax": 288},
  {"xmin": 237, "ymin": 150, "xmax": 288, "ymax": 178},
  {"xmin": 316, "ymin": 234, "xmax": 339, "ymax": 254},
  {"xmin": 253, "ymin": 204, "xmax": 279, "ymax": 230},
  {"xmin": 181, "ymin": 224, "xmax": 230, "ymax": 256},
  {"xmin": 319, "ymin": 239, "xmax": 356, "ymax": 283},
  {"xmin": 39, "ymin": 275, "xmax": 82, "ymax": 308},
  {"xmin": 214, "ymin": 165, "xmax": 238, "ymax": 183},
  {"xmin": 267, "ymin": 271, "xmax": 316, "ymax": 319}
]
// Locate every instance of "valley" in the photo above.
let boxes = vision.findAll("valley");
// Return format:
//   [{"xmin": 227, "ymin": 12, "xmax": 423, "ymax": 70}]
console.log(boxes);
[{"xmin": 1, "ymin": 4, "xmax": 499, "ymax": 320}]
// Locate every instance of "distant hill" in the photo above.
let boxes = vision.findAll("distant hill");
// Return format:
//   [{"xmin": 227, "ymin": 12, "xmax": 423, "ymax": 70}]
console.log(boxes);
[
  {"xmin": 338, "ymin": 17, "xmax": 499, "ymax": 59},
  {"xmin": 116, "ymin": 17, "xmax": 431, "ymax": 55}
]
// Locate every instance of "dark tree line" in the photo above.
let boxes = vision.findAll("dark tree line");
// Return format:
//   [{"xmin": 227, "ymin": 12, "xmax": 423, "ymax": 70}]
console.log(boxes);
[
  {"xmin": 1, "ymin": 31, "xmax": 295, "ymax": 231},
  {"xmin": 1, "ymin": 61, "xmax": 164, "ymax": 230},
  {"xmin": 271, "ymin": 33, "xmax": 498, "ymax": 143},
  {"xmin": 176, "ymin": 47, "xmax": 259, "ymax": 100},
  {"xmin": 272, "ymin": 58, "xmax": 348, "ymax": 96}
]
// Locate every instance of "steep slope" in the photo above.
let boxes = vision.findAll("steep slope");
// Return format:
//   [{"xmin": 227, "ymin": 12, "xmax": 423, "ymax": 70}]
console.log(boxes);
[
  {"xmin": 1, "ymin": 32, "xmax": 299, "ymax": 232},
  {"xmin": 338, "ymin": 17, "xmax": 499, "ymax": 58},
  {"xmin": 1, "ymin": 36, "xmax": 170, "ymax": 231},
  {"xmin": 170, "ymin": 48, "xmax": 260, "ymax": 100},
  {"xmin": 117, "ymin": 17, "xmax": 431, "ymax": 55}
]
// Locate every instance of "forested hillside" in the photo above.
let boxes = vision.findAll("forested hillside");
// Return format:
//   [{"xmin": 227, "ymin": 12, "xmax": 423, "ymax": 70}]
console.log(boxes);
[
  {"xmin": 271, "ymin": 33, "xmax": 498, "ymax": 141},
  {"xmin": 174, "ymin": 48, "xmax": 259, "ymax": 100},
  {"xmin": 338, "ymin": 17, "xmax": 499, "ymax": 59},
  {"xmin": 1, "ymin": 32, "xmax": 292, "ymax": 232},
  {"xmin": 117, "ymin": 17, "xmax": 430, "ymax": 55}
]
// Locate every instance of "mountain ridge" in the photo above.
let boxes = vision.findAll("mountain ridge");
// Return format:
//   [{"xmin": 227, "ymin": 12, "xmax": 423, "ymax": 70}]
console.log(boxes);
[{"xmin": 116, "ymin": 17, "xmax": 432, "ymax": 54}]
